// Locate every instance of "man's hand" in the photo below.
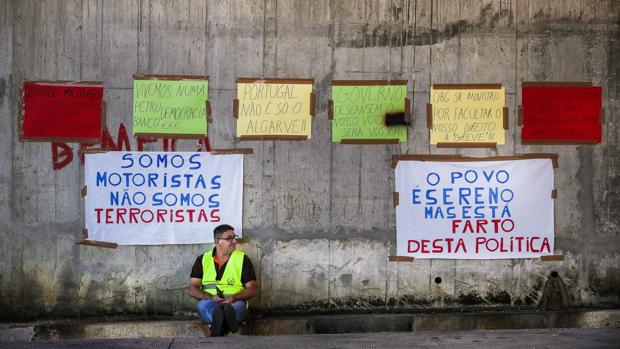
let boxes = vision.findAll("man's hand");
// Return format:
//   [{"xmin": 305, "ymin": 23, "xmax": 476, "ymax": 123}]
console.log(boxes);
[
  {"xmin": 212, "ymin": 295, "xmax": 224, "ymax": 302},
  {"xmin": 221, "ymin": 295, "xmax": 236, "ymax": 304}
]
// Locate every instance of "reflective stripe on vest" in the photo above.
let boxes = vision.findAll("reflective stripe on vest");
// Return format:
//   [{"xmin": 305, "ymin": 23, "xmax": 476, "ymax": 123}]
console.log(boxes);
[{"xmin": 201, "ymin": 249, "xmax": 245, "ymax": 296}]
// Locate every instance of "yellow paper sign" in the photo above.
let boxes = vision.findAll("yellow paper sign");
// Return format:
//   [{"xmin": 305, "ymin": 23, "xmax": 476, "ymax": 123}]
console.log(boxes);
[
  {"xmin": 430, "ymin": 87, "xmax": 505, "ymax": 144},
  {"xmin": 236, "ymin": 81, "xmax": 313, "ymax": 138}
]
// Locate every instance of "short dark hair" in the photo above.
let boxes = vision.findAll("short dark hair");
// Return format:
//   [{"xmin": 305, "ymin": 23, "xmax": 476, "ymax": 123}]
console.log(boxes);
[{"xmin": 214, "ymin": 224, "xmax": 235, "ymax": 240}]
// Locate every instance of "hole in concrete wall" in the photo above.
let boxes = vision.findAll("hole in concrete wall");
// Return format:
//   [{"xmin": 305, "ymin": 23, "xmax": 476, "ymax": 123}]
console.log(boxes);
[
  {"xmin": 551, "ymin": 271, "xmax": 559, "ymax": 278},
  {"xmin": 434, "ymin": 277, "xmax": 442, "ymax": 284}
]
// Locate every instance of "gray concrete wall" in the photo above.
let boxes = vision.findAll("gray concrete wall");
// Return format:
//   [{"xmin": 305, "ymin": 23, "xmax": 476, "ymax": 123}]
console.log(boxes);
[{"xmin": 0, "ymin": 0, "xmax": 618, "ymax": 320}]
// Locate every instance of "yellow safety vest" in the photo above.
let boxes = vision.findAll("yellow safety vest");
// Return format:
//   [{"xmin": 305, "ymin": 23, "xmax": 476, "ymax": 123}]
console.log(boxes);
[{"xmin": 201, "ymin": 249, "xmax": 245, "ymax": 297}]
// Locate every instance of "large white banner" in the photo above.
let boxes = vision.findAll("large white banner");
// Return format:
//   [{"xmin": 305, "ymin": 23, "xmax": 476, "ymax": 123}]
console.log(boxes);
[
  {"xmin": 85, "ymin": 151, "xmax": 243, "ymax": 245},
  {"xmin": 395, "ymin": 159, "xmax": 554, "ymax": 259}
]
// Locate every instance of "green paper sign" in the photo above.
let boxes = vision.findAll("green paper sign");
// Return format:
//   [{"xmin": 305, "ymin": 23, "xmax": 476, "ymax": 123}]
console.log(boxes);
[
  {"xmin": 331, "ymin": 84, "xmax": 407, "ymax": 142},
  {"xmin": 133, "ymin": 78, "xmax": 209, "ymax": 136}
]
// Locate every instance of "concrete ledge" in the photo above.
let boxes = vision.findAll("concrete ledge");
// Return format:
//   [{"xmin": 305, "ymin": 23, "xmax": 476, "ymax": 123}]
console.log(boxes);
[
  {"xmin": 2, "ymin": 309, "xmax": 618, "ymax": 341},
  {"xmin": 248, "ymin": 309, "xmax": 620, "ymax": 335}
]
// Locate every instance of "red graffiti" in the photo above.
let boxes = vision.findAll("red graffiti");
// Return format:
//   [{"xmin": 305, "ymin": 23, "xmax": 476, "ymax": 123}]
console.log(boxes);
[
  {"xmin": 51, "ymin": 143, "xmax": 73, "ymax": 170},
  {"xmin": 51, "ymin": 122, "xmax": 211, "ymax": 170}
]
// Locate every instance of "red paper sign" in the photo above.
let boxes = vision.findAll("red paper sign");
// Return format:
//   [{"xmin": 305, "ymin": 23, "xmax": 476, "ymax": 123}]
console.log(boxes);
[
  {"xmin": 522, "ymin": 85, "xmax": 602, "ymax": 143},
  {"xmin": 22, "ymin": 82, "xmax": 104, "ymax": 141}
]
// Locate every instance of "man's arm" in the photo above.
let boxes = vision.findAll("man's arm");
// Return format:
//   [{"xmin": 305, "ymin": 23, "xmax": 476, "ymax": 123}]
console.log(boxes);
[
  {"xmin": 187, "ymin": 277, "xmax": 221, "ymax": 301},
  {"xmin": 222, "ymin": 280, "xmax": 257, "ymax": 304}
]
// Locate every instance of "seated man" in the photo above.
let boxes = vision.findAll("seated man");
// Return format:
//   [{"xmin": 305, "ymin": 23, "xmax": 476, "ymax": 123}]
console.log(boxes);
[{"xmin": 187, "ymin": 224, "xmax": 257, "ymax": 336}]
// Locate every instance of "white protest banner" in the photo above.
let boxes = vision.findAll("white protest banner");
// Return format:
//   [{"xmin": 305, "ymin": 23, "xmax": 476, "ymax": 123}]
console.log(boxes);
[
  {"xmin": 84, "ymin": 151, "xmax": 243, "ymax": 245},
  {"xmin": 395, "ymin": 158, "xmax": 554, "ymax": 259}
]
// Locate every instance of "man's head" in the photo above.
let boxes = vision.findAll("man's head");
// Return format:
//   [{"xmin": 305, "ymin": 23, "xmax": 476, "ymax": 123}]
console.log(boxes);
[{"xmin": 213, "ymin": 224, "xmax": 237, "ymax": 255}]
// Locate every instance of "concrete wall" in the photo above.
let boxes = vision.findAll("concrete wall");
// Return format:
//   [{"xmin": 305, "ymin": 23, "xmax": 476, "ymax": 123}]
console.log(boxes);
[{"xmin": 0, "ymin": 0, "xmax": 618, "ymax": 320}]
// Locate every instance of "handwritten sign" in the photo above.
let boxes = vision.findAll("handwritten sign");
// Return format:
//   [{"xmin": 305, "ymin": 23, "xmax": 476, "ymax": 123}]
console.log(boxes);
[
  {"xmin": 522, "ymin": 84, "xmax": 602, "ymax": 143},
  {"xmin": 84, "ymin": 151, "xmax": 243, "ymax": 245},
  {"xmin": 331, "ymin": 81, "xmax": 407, "ymax": 142},
  {"xmin": 395, "ymin": 158, "xmax": 554, "ymax": 259},
  {"xmin": 236, "ymin": 79, "xmax": 313, "ymax": 139},
  {"xmin": 430, "ymin": 86, "xmax": 506, "ymax": 145},
  {"xmin": 21, "ymin": 81, "xmax": 103, "ymax": 142},
  {"xmin": 133, "ymin": 76, "xmax": 209, "ymax": 137}
]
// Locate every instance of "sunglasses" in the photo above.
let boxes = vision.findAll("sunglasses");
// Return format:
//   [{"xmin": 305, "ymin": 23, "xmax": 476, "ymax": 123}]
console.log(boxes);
[{"xmin": 217, "ymin": 235, "xmax": 238, "ymax": 242}]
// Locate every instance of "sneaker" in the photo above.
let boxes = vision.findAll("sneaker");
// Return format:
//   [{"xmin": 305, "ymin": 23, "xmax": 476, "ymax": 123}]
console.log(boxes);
[
  {"xmin": 194, "ymin": 322, "xmax": 211, "ymax": 337},
  {"xmin": 210, "ymin": 306, "xmax": 224, "ymax": 337},
  {"xmin": 222, "ymin": 304, "xmax": 239, "ymax": 333}
]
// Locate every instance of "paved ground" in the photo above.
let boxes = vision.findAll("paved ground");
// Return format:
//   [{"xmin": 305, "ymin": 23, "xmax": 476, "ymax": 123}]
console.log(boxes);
[{"xmin": 2, "ymin": 328, "xmax": 620, "ymax": 349}]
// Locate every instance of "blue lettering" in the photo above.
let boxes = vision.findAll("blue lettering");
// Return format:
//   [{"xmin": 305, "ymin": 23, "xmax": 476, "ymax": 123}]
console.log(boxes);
[
  {"xmin": 424, "ymin": 206, "xmax": 434, "ymax": 218},
  {"xmin": 96, "ymin": 172, "xmax": 108, "ymax": 186},
  {"xmin": 496, "ymin": 170, "xmax": 509, "ymax": 184},
  {"xmin": 459, "ymin": 188, "xmax": 470, "ymax": 204},
  {"xmin": 110, "ymin": 191, "xmax": 119, "ymax": 205},
  {"xmin": 121, "ymin": 153, "xmax": 134, "ymax": 168},
  {"xmin": 464, "ymin": 170, "xmax": 478, "ymax": 183},
  {"xmin": 482, "ymin": 170, "xmax": 494, "ymax": 182},
  {"xmin": 451, "ymin": 171, "xmax": 463, "ymax": 184},
  {"xmin": 474, "ymin": 187, "xmax": 484, "ymax": 204},
  {"xmin": 425, "ymin": 189, "xmax": 437, "ymax": 205},
  {"xmin": 412, "ymin": 189, "xmax": 421, "ymax": 204},
  {"xmin": 152, "ymin": 192, "xmax": 163, "ymax": 206},
  {"xmin": 171, "ymin": 155, "xmax": 184, "ymax": 168},
  {"xmin": 501, "ymin": 205, "xmax": 512, "ymax": 218},
  {"xmin": 138, "ymin": 154, "xmax": 153, "ymax": 168},
  {"xmin": 192, "ymin": 194, "xmax": 205, "ymax": 207},
  {"xmin": 489, "ymin": 187, "xmax": 498, "ymax": 204},
  {"xmin": 164, "ymin": 193, "xmax": 177, "ymax": 206},
  {"xmin": 179, "ymin": 193, "xmax": 191, "ymax": 206},
  {"xmin": 189, "ymin": 154, "xmax": 201, "ymax": 170},
  {"xmin": 500, "ymin": 189, "xmax": 514, "ymax": 203},
  {"xmin": 148, "ymin": 173, "xmax": 158, "ymax": 187},
  {"xmin": 195, "ymin": 175, "xmax": 207, "ymax": 189},
  {"xmin": 211, "ymin": 175, "xmax": 222, "ymax": 189},
  {"xmin": 443, "ymin": 188, "xmax": 453, "ymax": 205},
  {"xmin": 208, "ymin": 194, "xmax": 220, "ymax": 208},
  {"xmin": 171, "ymin": 175, "xmax": 181, "ymax": 188},
  {"xmin": 156, "ymin": 154, "xmax": 168, "ymax": 168},
  {"xmin": 474, "ymin": 206, "xmax": 485, "ymax": 218},
  {"xmin": 446, "ymin": 206, "xmax": 456, "ymax": 219},
  {"xmin": 462, "ymin": 206, "xmax": 471, "ymax": 219}
]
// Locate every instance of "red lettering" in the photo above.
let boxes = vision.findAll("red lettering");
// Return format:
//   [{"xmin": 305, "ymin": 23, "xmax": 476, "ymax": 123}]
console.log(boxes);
[
  {"xmin": 175, "ymin": 210, "xmax": 185, "ymax": 222},
  {"xmin": 141, "ymin": 209, "xmax": 154, "ymax": 223},
  {"xmin": 51, "ymin": 143, "xmax": 73, "ymax": 170},
  {"xmin": 210, "ymin": 209, "xmax": 220, "ymax": 222},
  {"xmin": 463, "ymin": 220, "xmax": 473, "ymax": 233},
  {"xmin": 408, "ymin": 240, "xmax": 420, "ymax": 253},
  {"xmin": 451, "ymin": 219, "xmax": 462, "ymax": 234},
  {"xmin": 95, "ymin": 208, "xmax": 104, "ymax": 223},
  {"xmin": 129, "ymin": 208, "xmax": 140, "ymax": 223},
  {"xmin": 198, "ymin": 209, "xmax": 208, "ymax": 222},
  {"xmin": 196, "ymin": 137, "xmax": 212, "ymax": 152},
  {"xmin": 105, "ymin": 208, "xmax": 113, "ymax": 224},
  {"xmin": 432, "ymin": 239, "xmax": 443, "ymax": 253},
  {"xmin": 501, "ymin": 219, "xmax": 514, "ymax": 232},
  {"xmin": 116, "ymin": 208, "xmax": 127, "ymax": 223},
  {"xmin": 475, "ymin": 237, "xmax": 485, "ymax": 253},
  {"xmin": 157, "ymin": 209, "xmax": 166, "ymax": 222},
  {"xmin": 187, "ymin": 209, "xmax": 195, "ymax": 222},
  {"xmin": 476, "ymin": 219, "xmax": 488, "ymax": 233},
  {"xmin": 163, "ymin": 138, "xmax": 177, "ymax": 151},
  {"xmin": 79, "ymin": 143, "xmax": 98, "ymax": 164},
  {"xmin": 101, "ymin": 123, "xmax": 131, "ymax": 151}
]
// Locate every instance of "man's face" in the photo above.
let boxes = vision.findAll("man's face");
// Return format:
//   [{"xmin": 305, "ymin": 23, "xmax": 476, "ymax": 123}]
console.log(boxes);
[{"xmin": 216, "ymin": 229, "xmax": 237, "ymax": 254}]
